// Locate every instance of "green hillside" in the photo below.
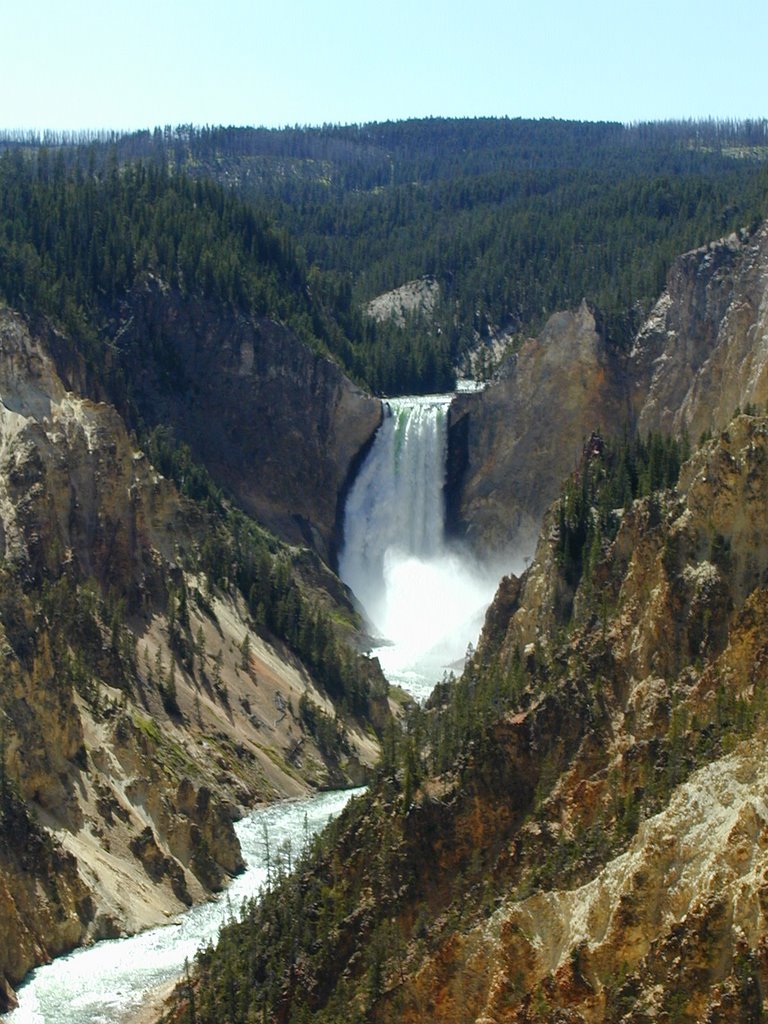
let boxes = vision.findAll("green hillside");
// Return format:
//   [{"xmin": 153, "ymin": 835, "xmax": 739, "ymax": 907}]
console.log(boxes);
[{"xmin": 3, "ymin": 118, "xmax": 768, "ymax": 394}]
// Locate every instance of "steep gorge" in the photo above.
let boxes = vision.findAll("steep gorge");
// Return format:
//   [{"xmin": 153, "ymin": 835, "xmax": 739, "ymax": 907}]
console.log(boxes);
[
  {"xmin": 134, "ymin": 221, "xmax": 768, "ymax": 1024},
  {"xmin": 0, "ymin": 306, "xmax": 388, "ymax": 1011},
  {"xmin": 3, "ymin": 193, "xmax": 768, "ymax": 1021},
  {"xmin": 173, "ymin": 412, "xmax": 768, "ymax": 1023}
]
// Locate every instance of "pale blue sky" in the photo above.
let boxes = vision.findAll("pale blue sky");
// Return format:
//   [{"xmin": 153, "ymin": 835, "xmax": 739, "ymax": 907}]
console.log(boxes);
[{"xmin": 2, "ymin": 0, "xmax": 766, "ymax": 131}]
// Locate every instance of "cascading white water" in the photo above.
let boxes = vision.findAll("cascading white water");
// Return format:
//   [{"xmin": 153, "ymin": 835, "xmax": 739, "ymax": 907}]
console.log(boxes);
[
  {"xmin": 3, "ymin": 397, "xmax": 505, "ymax": 1023},
  {"xmin": 340, "ymin": 395, "xmax": 450, "ymax": 625},
  {"xmin": 339, "ymin": 394, "xmax": 499, "ymax": 699},
  {"xmin": 4, "ymin": 788, "xmax": 361, "ymax": 1024},
  {"xmin": 3, "ymin": 395, "xmax": 509, "ymax": 1022}
]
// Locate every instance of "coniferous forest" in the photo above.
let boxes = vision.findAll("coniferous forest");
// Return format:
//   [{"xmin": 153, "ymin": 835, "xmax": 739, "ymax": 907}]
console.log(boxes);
[
  {"xmin": 2, "ymin": 117, "xmax": 768, "ymax": 394},
  {"xmin": 3, "ymin": 117, "xmax": 768, "ymax": 1023}
]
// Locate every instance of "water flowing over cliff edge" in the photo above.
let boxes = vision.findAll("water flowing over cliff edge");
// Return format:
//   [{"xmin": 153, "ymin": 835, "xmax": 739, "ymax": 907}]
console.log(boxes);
[
  {"xmin": 339, "ymin": 395, "xmax": 509, "ymax": 700},
  {"xmin": 6, "ymin": 219, "xmax": 768, "ymax": 1022},
  {"xmin": 165, "ymin": 411, "xmax": 768, "ymax": 1024}
]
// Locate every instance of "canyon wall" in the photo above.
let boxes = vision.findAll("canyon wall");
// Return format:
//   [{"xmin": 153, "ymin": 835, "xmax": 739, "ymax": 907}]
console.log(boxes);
[
  {"xmin": 447, "ymin": 300, "xmax": 628, "ymax": 559},
  {"xmin": 631, "ymin": 224, "xmax": 768, "ymax": 438},
  {"xmin": 57, "ymin": 278, "xmax": 383, "ymax": 564},
  {"xmin": 448, "ymin": 223, "xmax": 768, "ymax": 563},
  {"xmin": 0, "ymin": 308, "xmax": 386, "ymax": 1009},
  {"xmin": 188, "ymin": 413, "xmax": 768, "ymax": 1023},
  {"xmin": 382, "ymin": 412, "xmax": 768, "ymax": 1022}
]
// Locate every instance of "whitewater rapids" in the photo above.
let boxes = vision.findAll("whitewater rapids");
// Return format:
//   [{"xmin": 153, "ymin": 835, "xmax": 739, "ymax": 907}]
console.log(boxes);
[{"xmin": 4, "ymin": 789, "xmax": 361, "ymax": 1024}]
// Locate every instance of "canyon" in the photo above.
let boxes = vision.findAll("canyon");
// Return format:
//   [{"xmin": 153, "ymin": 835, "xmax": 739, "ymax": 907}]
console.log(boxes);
[
  {"xmin": 0, "ymin": 303, "xmax": 388, "ymax": 1010},
  {"xmin": 3, "ymin": 213, "xmax": 768, "ymax": 1020},
  {"xmin": 156, "ymin": 219, "xmax": 768, "ymax": 1023},
  {"xmin": 174, "ymin": 408, "xmax": 768, "ymax": 1022}
]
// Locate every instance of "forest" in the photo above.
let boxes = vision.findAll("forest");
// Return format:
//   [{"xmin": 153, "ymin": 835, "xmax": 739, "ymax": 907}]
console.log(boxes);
[
  {"xmin": 2, "ymin": 117, "xmax": 768, "ymax": 394},
  {"xmin": 3, "ymin": 117, "xmax": 768, "ymax": 1021}
]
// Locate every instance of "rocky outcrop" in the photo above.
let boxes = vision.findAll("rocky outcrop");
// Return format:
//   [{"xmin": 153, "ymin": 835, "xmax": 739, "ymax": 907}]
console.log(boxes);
[
  {"xmin": 95, "ymin": 279, "xmax": 382, "ymax": 563},
  {"xmin": 632, "ymin": 224, "xmax": 768, "ymax": 440},
  {"xmin": 365, "ymin": 276, "xmax": 441, "ymax": 327},
  {"xmin": 447, "ymin": 300, "xmax": 628, "ymax": 558},
  {"xmin": 391, "ymin": 730, "xmax": 768, "ymax": 1023},
  {"xmin": 0, "ymin": 308, "xmax": 189, "ymax": 601},
  {"xmin": 449, "ymin": 224, "xmax": 768, "ymax": 563},
  {"xmin": 486, "ymin": 414, "xmax": 768, "ymax": 673}
]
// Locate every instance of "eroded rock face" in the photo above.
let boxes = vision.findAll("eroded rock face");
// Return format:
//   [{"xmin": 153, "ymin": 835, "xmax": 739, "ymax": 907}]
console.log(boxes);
[
  {"xmin": 0, "ymin": 310, "xmax": 239, "ymax": 1001},
  {"xmin": 200, "ymin": 418, "xmax": 768, "ymax": 1024},
  {"xmin": 0, "ymin": 833, "xmax": 93, "ymax": 1014},
  {"xmin": 0, "ymin": 309, "xmax": 187, "ymax": 599},
  {"xmin": 447, "ymin": 301, "xmax": 628, "ymax": 559},
  {"xmin": 449, "ymin": 224, "xmax": 768, "ymax": 563},
  {"xmin": 102, "ymin": 280, "xmax": 382, "ymax": 563},
  {"xmin": 394, "ymin": 741, "xmax": 768, "ymax": 1024},
  {"xmin": 632, "ymin": 224, "xmax": 768, "ymax": 440},
  {"xmin": 0, "ymin": 308, "xmax": 385, "ymax": 1005},
  {"xmin": 364, "ymin": 276, "xmax": 441, "ymax": 327},
  {"xmin": 390, "ymin": 417, "xmax": 768, "ymax": 1023}
]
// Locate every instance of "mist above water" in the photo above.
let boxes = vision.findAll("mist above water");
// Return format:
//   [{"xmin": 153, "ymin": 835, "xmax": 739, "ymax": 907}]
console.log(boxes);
[
  {"xmin": 339, "ymin": 394, "xmax": 506, "ymax": 701},
  {"xmin": 373, "ymin": 547, "xmax": 502, "ymax": 701}
]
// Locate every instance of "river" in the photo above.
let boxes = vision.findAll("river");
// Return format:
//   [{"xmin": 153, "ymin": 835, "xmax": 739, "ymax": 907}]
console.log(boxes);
[
  {"xmin": 4, "ymin": 788, "xmax": 363, "ymax": 1024},
  {"xmin": 6, "ymin": 393, "xmax": 507, "ymax": 1021}
]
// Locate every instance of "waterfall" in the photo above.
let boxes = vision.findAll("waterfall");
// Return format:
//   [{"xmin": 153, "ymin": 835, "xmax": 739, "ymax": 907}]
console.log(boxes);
[
  {"xmin": 339, "ymin": 395, "xmax": 497, "ymax": 697},
  {"xmin": 339, "ymin": 395, "xmax": 451, "ymax": 624}
]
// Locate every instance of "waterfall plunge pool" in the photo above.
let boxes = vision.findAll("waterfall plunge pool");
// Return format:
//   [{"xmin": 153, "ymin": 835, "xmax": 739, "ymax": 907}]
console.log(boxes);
[{"xmin": 4, "ymin": 788, "xmax": 363, "ymax": 1024}]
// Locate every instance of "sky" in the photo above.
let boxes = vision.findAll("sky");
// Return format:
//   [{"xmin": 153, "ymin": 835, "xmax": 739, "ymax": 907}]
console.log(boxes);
[{"xmin": 1, "ymin": 0, "xmax": 766, "ymax": 132}]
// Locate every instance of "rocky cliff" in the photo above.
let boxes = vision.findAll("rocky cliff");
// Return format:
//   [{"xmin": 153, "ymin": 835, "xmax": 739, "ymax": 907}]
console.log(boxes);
[
  {"xmin": 448, "ymin": 223, "xmax": 768, "ymax": 563},
  {"xmin": 401, "ymin": 413, "xmax": 768, "ymax": 1023},
  {"xmin": 365, "ymin": 277, "xmax": 441, "ymax": 327},
  {"xmin": 447, "ymin": 300, "xmax": 628, "ymax": 559},
  {"xmin": 173, "ymin": 413, "xmax": 768, "ymax": 1023},
  {"xmin": 631, "ymin": 224, "xmax": 768, "ymax": 440},
  {"xmin": 69, "ymin": 278, "xmax": 382, "ymax": 564},
  {"xmin": 0, "ymin": 308, "xmax": 387, "ymax": 1011}
]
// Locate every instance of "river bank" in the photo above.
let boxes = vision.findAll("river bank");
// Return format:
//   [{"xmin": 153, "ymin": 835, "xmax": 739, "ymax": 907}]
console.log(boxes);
[
  {"xmin": 4, "ymin": 789, "xmax": 363, "ymax": 1024},
  {"xmin": 125, "ymin": 980, "xmax": 176, "ymax": 1024}
]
